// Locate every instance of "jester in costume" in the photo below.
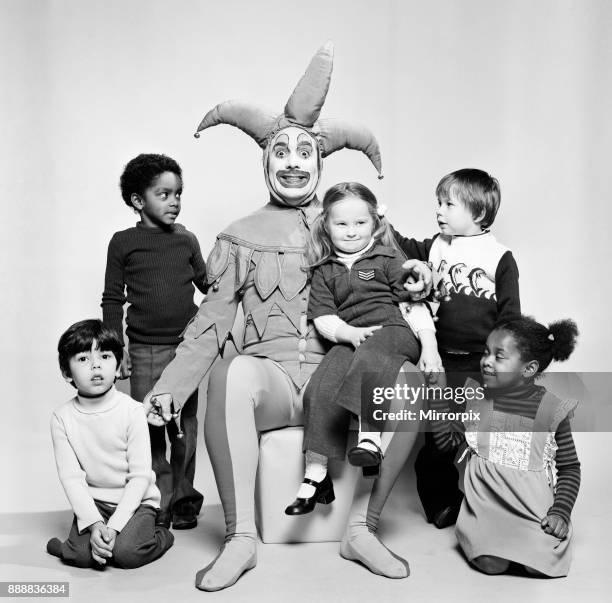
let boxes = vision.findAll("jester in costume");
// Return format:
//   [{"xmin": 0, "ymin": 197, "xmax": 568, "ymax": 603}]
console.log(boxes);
[{"xmin": 145, "ymin": 42, "xmax": 431, "ymax": 591}]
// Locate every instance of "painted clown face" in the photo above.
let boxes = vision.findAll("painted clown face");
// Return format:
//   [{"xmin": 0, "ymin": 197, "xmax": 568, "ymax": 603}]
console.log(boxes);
[{"xmin": 266, "ymin": 126, "xmax": 320, "ymax": 206}]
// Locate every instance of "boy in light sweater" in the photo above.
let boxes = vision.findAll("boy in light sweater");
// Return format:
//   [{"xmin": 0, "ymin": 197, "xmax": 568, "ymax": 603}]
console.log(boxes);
[{"xmin": 47, "ymin": 319, "xmax": 173, "ymax": 568}]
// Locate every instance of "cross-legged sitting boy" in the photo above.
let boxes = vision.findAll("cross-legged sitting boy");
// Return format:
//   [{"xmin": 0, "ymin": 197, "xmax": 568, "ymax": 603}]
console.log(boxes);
[{"xmin": 47, "ymin": 319, "xmax": 174, "ymax": 568}]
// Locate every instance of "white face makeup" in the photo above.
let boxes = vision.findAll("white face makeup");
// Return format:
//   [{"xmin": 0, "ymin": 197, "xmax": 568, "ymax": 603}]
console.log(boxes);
[{"xmin": 266, "ymin": 126, "xmax": 320, "ymax": 205}]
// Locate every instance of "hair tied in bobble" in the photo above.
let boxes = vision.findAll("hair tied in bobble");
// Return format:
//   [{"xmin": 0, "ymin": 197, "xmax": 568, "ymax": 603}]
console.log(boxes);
[
  {"xmin": 377, "ymin": 203, "xmax": 388, "ymax": 217},
  {"xmin": 548, "ymin": 333, "xmax": 555, "ymax": 341}
]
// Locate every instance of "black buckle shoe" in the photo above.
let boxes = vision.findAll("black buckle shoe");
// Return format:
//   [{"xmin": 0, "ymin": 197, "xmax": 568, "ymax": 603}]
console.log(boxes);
[
  {"xmin": 347, "ymin": 439, "xmax": 383, "ymax": 478},
  {"xmin": 284, "ymin": 473, "xmax": 335, "ymax": 515}
]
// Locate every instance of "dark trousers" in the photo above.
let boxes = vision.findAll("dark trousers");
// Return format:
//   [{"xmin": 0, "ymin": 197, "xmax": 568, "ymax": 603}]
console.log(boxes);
[
  {"xmin": 414, "ymin": 351, "xmax": 482, "ymax": 521},
  {"xmin": 129, "ymin": 342, "xmax": 204, "ymax": 518},
  {"xmin": 303, "ymin": 325, "xmax": 419, "ymax": 460},
  {"xmin": 56, "ymin": 501, "xmax": 174, "ymax": 568}
]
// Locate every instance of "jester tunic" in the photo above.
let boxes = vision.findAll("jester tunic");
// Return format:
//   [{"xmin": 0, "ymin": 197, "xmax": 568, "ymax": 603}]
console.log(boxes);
[{"xmin": 153, "ymin": 201, "xmax": 327, "ymax": 407}]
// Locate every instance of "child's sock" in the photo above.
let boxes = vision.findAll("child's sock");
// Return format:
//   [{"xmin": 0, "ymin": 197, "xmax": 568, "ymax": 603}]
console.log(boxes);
[
  {"xmin": 296, "ymin": 451, "xmax": 328, "ymax": 499},
  {"xmin": 195, "ymin": 535, "xmax": 257, "ymax": 591},
  {"xmin": 358, "ymin": 419, "xmax": 382, "ymax": 453}
]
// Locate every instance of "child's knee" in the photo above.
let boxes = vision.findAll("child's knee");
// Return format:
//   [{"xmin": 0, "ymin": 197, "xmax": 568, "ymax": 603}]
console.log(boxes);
[
  {"xmin": 349, "ymin": 346, "xmax": 378, "ymax": 371},
  {"xmin": 472, "ymin": 555, "xmax": 510, "ymax": 575},
  {"xmin": 111, "ymin": 541, "xmax": 143, "ymax": 569}
]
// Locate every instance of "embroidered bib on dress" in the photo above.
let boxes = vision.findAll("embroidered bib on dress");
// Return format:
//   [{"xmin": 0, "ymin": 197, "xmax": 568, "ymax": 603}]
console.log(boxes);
[{"xmin": 462, "ymin": 379, "xmax": 577, "ymax": 479}]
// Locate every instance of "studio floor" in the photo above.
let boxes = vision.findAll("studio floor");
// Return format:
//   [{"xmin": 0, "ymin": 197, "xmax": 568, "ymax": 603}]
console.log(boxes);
[{"xmin": 2, "ymin": 432, "xmax": 610, "ymax": 603}]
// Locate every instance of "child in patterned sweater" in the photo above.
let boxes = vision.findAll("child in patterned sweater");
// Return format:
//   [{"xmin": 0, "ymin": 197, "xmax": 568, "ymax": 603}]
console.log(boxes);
[{"xmin": 393, "ymin": 168, "xmax": 521, "ymax": 528}]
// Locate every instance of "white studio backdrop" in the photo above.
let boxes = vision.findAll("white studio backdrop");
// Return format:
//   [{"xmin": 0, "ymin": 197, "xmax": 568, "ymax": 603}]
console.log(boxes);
[{"xmin": 1, "ymin": 0, "xmax": 611, "ymax": 513}]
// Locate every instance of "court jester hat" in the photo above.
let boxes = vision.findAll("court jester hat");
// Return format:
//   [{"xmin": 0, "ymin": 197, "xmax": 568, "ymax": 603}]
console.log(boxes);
[{"xmin": 194, "ymin": 42, "xmax": 383, "ymax": 178}]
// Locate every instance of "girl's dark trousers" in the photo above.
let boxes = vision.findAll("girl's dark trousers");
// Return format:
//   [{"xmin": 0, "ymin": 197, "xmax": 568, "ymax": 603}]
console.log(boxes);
[{"xmin": 303, "ymin": 325, "xmax": 419, "ymax": 460}]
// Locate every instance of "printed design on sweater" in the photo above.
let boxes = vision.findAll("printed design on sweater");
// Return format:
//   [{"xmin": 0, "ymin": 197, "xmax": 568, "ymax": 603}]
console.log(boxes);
[{"xmin": 434, "ymin": 259, "xmax": 496, "ymax": 301}]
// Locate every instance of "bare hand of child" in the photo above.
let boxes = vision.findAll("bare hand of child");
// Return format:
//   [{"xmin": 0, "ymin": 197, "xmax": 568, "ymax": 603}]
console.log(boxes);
[
  {"xmin": 119, "ymin": 351, "xmax": 132, "ymax": 380},
  {"xmin": 89, "ymin": 521, "xmax": 113, "ymax": 565},
  {"xmin": 143, "ymin": 392, "xmax": 173, "ymax": 426},
  {"xmin": 419, "ymin": 350, "xmax": 445, "ymax": 384},
  {"xmin": 541, "ymin": 514, "xmax": 569, "ymax": 539},
  {"xmin": 349, "ymin": 325, "xmax": 382, "ymax": 348},
  {"xmin": 101, "ymin": 525, "xmax": 118, "ymax": 552}
]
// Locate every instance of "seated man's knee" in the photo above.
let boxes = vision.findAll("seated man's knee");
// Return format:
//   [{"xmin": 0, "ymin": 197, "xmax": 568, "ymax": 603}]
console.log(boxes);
[{"xmin": 472, "ymin": 555, "xmax": 510, "ymax": 575}]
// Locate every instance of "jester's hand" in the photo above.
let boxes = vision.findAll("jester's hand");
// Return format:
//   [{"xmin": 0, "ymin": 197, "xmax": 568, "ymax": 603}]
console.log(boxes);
[{"xmin": 143, "ymin": 392, "xmax": 173, "ymax": 426}]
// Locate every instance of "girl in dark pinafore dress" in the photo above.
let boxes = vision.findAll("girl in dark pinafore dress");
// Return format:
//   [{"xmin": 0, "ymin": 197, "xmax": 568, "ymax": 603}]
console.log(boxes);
[{"xmin": 434, "ymin": 316, "xmax": 581, "ymax": 577}]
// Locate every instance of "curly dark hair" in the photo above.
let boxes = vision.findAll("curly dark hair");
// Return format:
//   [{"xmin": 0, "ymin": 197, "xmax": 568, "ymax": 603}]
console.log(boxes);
[
  {"xmin": 58, "ymin": 319, "xmax": 123, "ymax": 385},
  {"xmin": 119, "ymin": 153, "xmax": 182, "ymax": 208},
  {"xmin": 497, "ymin": 315, "xmax": 579, "ymax": 374}
]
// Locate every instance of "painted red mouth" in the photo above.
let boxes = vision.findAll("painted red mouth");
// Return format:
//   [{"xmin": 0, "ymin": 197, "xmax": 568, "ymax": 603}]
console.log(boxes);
[{"xmin": 276, "ymin": 170, "xmax": 310, "ymax": 188}]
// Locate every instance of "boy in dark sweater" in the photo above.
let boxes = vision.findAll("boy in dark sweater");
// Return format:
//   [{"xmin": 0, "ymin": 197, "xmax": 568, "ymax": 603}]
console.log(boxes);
[
  {"xmin": 393, "ymin": 168, "xmax": 521, "ymax": 529},
  {"xmin": 102, "ymin": 154, "xmax": 208, "ymax": 530}
]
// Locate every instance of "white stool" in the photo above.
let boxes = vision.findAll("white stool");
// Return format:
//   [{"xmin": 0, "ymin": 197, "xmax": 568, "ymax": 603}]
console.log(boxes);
[{"xmin": 255, "ymin": 426, "xmax": 359, "ymax": 543}]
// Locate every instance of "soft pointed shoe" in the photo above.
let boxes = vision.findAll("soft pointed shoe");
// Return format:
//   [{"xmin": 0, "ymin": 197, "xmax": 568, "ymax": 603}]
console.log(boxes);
[
  {"xmin": 284, "ymin": 473, "xmax": 335, "ymax": 515},
  {"xmin": 340, "ymin": 534, "xmax": 410, "ymax": 579},
  {"xmin": 195, "ymin": 542, "xmax": 257, "ymax": 592}
]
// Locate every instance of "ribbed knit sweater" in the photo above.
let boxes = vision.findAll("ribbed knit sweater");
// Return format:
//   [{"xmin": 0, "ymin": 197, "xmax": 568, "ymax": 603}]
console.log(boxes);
[
  {"xmin": 101, "ymin": 223, "xmax": 208, "ymax": 345},
  {"xmin": 51, "ymin": 387, "xmax": 161, "ymax": 533}
]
